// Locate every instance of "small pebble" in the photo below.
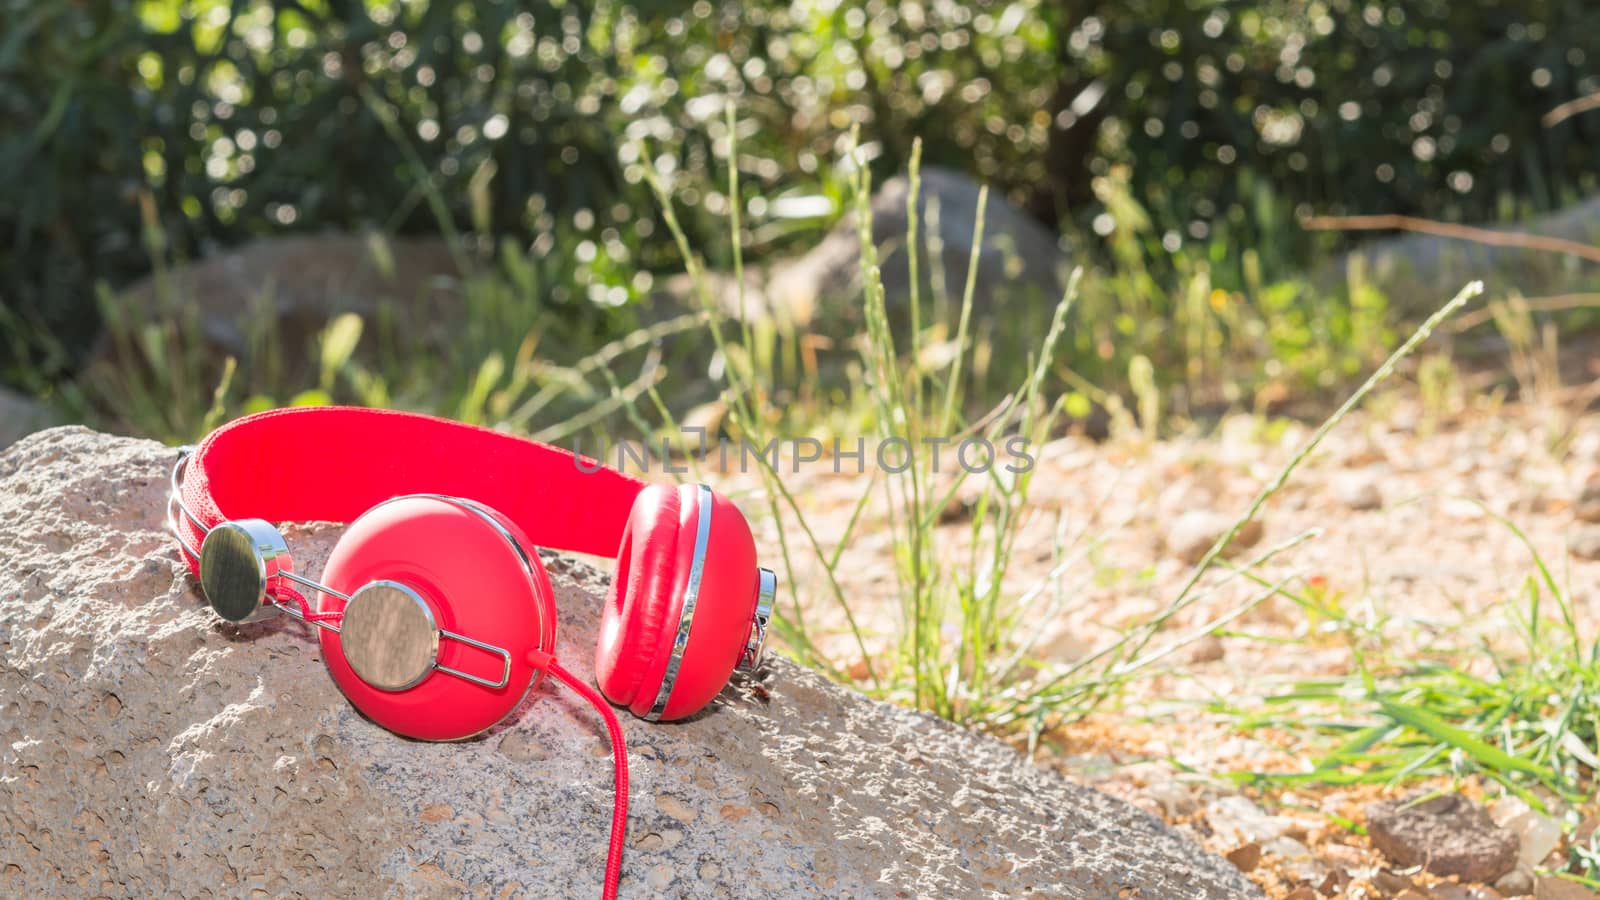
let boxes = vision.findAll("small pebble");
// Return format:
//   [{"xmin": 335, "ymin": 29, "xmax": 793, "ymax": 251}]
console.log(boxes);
[
  {"xmin": 1366, "ymin": 792, "xmax": 1517, "ymax": 882},
  {"xmin": 1333, "ymin": 472, "xmax": 1383, "ymax": 511},
  {"xmin": 1571, "ymin": 526, "xmax": 1600, "ymax": 561},
  {"xmin": 1493, "ymin": 865, "xmax": 1534, "ymax": 896},
  {"xmin": 1576, "ymin": 476, "xmax": 1600, "ymax": 523},
  {"xmin": 1164, "ymin": 511, "xmax": 1263, "ymax": 565},
  {"xmin": 1373, "ymin": 870, "xmax": 1421, "ymax": 894},
  {"xmin": 1317, "ymin": 869, "xmax": 1350, "ymax": 896},
  {"xmin": 1262, "ymin": 835, "xmax": 1325, "ymax": 884},
  {"xmin": 1144, "ymin": 780, "xmax": 1196, "ymax": 818},
  {"xmin": 1224, "ymin": 842, "xmax": 1260, "ymax": 873},
  {"xmin": 1493, "ymin": 797, "xmax": 1562, "ymax": 868},
  {"xmin": 1187, "ymin": 635, "xmax": 1225, "ymax": 664}
]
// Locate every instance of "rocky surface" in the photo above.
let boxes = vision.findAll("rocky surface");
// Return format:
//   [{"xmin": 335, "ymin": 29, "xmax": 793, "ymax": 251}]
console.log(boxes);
[
  {"xmin": 1365, "ymin": 793, "xmax": 1519, "ymax": 883},
  {"xmin": 0, "ymin": 427, "xmax": 1258, "ymax": 899}
]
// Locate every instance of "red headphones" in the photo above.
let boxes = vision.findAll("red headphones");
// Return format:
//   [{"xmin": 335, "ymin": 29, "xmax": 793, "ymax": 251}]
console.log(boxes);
[
  {"xmin": 167, "ymin": 407, "xmax": 776, "ymax": 898},
  {"xmin": 168, "ymin": 405, "xmax": 775, "ymax": 736}
]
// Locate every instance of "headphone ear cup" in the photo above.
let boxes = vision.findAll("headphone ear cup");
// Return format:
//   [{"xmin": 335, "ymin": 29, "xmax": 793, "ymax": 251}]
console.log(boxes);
[
  {"xmin": 595, "ymin": 483, "xmax": 760, "ymax": 721},
  {"xmin": 650, "ymin": 489, "xmax": 758, "ymax": 720},
  {"xmin": 318, "ymin": 495, "xmax": 557, "ymax": 741},
  {"xmin": 594, "ymin": 484, "xmax": 689, "ymax": 714}
]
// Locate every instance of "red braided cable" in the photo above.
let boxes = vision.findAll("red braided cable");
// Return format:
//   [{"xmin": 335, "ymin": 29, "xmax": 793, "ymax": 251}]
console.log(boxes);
[
  {"xmin": 273, "ymin": 583, "xmax": 344, "ymax": 623},
  {"xmin": 547, "ymin": 660, "xmax": 629, "ymax": 900}
]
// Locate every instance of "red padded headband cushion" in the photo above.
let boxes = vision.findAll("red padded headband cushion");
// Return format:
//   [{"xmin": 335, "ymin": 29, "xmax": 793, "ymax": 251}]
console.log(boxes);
[{"xmin": 177, "ymin": 406, "xmax": 647, "ymax": 575}]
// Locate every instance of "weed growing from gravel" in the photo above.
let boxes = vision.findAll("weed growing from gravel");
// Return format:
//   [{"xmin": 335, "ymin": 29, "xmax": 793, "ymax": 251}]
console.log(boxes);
[
  {"xmin": 1211, "ymin": 502, "xmax": 1600, "ymax": 883},
  {"xmin": 1235, "ymin": 527, "xmax": 1600, "ymax": 802}
]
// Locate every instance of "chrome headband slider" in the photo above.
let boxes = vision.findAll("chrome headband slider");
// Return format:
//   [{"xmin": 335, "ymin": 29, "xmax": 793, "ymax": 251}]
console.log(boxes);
[{"xmin": 736, "ymin": 567, "xmax": 777, "ymax": 674}]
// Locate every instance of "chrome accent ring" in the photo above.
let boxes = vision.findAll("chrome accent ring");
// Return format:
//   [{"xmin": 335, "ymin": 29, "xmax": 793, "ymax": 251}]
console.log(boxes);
[
  {"xmin": 645, "ymin": 484, "xmax": 714, "ymax": 722},
  {"xmin": 167, "ymin": 447, "xmax": 210, "ymax": 562},
  {"xmin": 169, "ymin": 447, "xmax": 209, "ymax": 538}
]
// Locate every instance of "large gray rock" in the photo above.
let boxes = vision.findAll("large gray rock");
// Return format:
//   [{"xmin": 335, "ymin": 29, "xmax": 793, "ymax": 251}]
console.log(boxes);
[
  {"xmin": 765, "ymin": 165, "xmax": 1070, "ymax": 328},
  {"xmin": 1330, "ymin": 193, "xmax": 1600, "ymax": 308},
  {"xmin": 649, "ymin": 166, "xmax": 1071, "ymax": 332},
  {"xmin": 0, "ymin": 427, "xmax": 1258, "ymax": 898},
  {"xmin": 94, "ymin": 232, "xmax": 461, "ymax": 365},
  {"xmin": 0, "ymin": 387, "xmax": 54, "ymax": 449},
  {"xmin": 771, "ymin": 166, "xmax": 1069, "ymax": 329}
]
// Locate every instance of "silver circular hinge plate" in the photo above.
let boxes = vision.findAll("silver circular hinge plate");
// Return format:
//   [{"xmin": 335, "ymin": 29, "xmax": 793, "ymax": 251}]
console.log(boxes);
[
  {"xmin": 199, "ymin": 519, "xmax": 291, "ymax": 623},
  {"xmin": 339, "ymin": 581, "xmax": 441, "ymax": 692}
]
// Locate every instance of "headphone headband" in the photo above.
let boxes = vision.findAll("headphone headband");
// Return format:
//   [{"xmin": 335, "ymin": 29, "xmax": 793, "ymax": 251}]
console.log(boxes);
[{"xmin": 176, "ymin": 406, "xmax": 648, "ymax": 574}]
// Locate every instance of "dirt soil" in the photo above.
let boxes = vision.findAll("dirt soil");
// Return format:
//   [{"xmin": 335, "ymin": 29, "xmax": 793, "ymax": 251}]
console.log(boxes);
[{"xmin": 709, "ymin": 351, "xmax": 1600, "ymax": 899}]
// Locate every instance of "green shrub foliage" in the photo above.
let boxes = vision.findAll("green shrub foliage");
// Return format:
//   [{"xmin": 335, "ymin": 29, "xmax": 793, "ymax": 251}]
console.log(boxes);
[{"xmin": 3, "ymin": 0, "xmax": 1597, "ymax": 385}]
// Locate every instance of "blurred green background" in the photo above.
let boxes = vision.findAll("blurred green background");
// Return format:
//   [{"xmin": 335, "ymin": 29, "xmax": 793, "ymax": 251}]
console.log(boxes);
[{"xmin": 5, "ymin": 0, "xmax": 1598, "ymax": 393}]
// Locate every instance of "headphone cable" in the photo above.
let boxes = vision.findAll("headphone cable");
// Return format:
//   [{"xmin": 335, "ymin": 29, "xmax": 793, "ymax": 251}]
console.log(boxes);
[{"xmin": 547, "ymin": 659, "xmax": 630, "ymax": 900}]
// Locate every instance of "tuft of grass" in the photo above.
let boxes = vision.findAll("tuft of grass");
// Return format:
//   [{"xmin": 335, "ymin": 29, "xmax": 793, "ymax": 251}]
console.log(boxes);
[
  {"xmin": 1216, "ymin": 499, "xmax": 1600, "ymax": 861},
  {"xmin": 639, "ymin": 126, "xmax": 1090, "ymax": 721},
  {"xmin": 639, "ymin": 122, "xmax": 1483, "ymax": 732},
  {"xmin": 1196, "ymin": 490, "xmax": 1600, "ymax": 890}
]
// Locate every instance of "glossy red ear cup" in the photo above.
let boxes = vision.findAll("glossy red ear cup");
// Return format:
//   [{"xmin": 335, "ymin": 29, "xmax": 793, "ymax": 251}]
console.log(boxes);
[
  {"xmin": 317, "ymin": 496, "xmax": 557, "ymax": 741},
  {"xmin": 650, "ymin": 491, "xmax": 759, "ymax": 721},
  {"xmin": 594, "ymin": 484, "xmax": 690, "ymax": 714},
  {"xmin": 594, "ymin": 484, "xmax": 760, "ymax": 721}
]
